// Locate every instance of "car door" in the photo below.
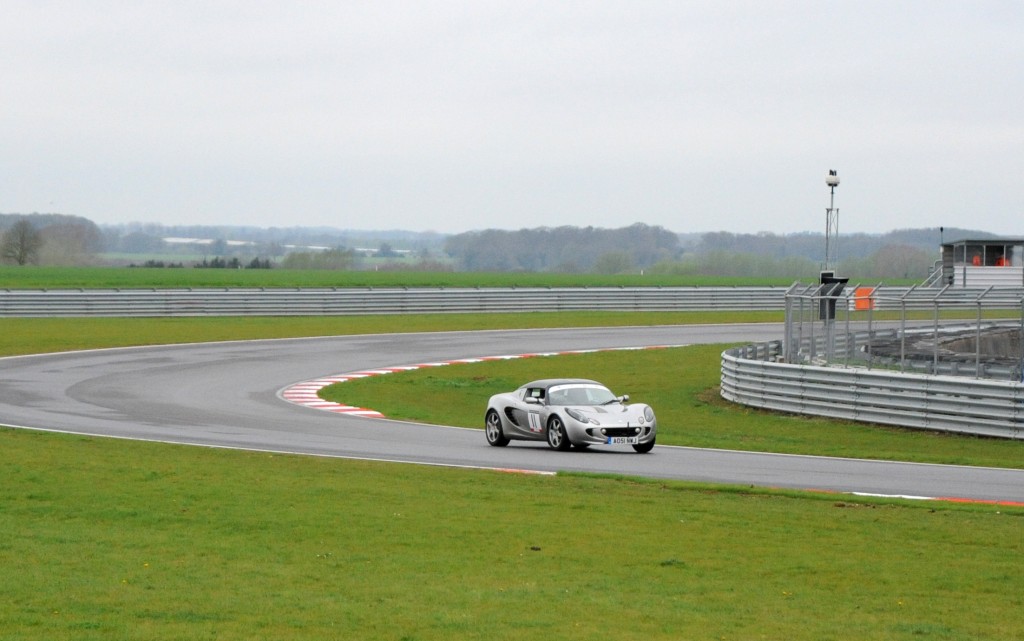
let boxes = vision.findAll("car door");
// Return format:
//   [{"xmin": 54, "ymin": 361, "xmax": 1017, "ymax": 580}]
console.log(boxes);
[{"xmin": 504, "ymin": 386, "xmax": 547, "ymax": 438}]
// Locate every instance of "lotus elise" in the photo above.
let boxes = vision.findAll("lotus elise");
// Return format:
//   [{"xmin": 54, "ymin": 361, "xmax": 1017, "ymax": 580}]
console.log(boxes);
[{"xmin": 485, "ymin": 378, "xmax": 656, "ymax": 453}]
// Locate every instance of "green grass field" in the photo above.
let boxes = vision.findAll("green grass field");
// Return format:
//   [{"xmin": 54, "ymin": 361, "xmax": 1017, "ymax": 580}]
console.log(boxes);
[
  {"xmin": 0, "ymin": 311, "xmax": 787, "ymax": 357},
  {"xmin": 2, "ymin": 273, "xmax": 1023, "ymax": 639},
  {"xmin": 0, "ymin": 265, "xmax": 796, "ymax": 289},
  {"xmin": 3, "ymin": 428, "xmax": 1023, "ymax": 641}
]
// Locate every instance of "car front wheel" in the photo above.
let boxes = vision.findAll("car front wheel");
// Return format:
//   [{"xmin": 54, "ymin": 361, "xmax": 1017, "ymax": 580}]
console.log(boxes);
[
  {"xmin": 485, "ymin": 410, "xmax": 510, "ymax": 447},
  {"xmin": 546, "ymin": 416, "xmax": 572, "ymax": 451}
]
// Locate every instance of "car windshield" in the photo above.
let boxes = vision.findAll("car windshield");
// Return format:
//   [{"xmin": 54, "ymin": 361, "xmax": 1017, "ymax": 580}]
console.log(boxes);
[{"xmin": 547, "ymin": 384, "xmax": 616, "ymax": 406}]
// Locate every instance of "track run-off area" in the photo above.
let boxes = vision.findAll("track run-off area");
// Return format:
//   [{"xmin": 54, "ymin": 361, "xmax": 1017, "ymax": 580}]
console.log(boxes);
[{"xmin": 3, "ymin": 323, "xmax": 1024, "ymax": 505}]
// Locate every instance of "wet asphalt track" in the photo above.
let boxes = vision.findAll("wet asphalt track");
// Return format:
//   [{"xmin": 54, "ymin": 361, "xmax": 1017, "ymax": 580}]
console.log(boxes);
[{"xmin": 2, "ymin": 323, "xmax": 1023, "ymax": 504}]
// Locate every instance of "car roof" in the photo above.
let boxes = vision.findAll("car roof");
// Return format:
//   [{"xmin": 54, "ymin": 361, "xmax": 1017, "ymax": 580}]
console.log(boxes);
[{"xmin": 520, "ymin": 378, "xmax": 603, "ymax": 389}]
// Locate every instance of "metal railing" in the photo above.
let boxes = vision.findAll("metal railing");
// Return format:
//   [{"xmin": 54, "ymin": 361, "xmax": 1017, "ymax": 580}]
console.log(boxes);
[
  {"xmin": 720, "ymin": 282, "xmax": 1024, "ymax": 439},
  {"xmin": 0, "ymin": 286, "xmax": 790, "ymax": 317},
  {"xmin": 15, "ymin": 284, "xmax": 1023, "ymax": 318},
  {"xmin": 922, "ymin": 260, "xmax": 945, "ymax": 288},
  {"xmin": 721, "ymin": 344, "xmax": 1024, "ymax": 440},
  {"xmin": 783, "ymin": 283, "xmax": 1024, "ymax": 380}
]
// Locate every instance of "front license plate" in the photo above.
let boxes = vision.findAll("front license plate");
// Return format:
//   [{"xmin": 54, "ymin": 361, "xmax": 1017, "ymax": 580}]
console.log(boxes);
[{"xmin": 607, "ymin": 436, "xmax": 639, "ymax": 445}]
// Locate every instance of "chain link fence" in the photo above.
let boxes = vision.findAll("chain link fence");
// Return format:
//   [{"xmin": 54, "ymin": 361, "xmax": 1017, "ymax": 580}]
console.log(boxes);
[{"xmin": 783, "ymin": 282, "xmax": 1024, "ymax": 381}]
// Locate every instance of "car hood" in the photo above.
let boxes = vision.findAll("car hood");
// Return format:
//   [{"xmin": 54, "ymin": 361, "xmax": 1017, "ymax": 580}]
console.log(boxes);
[{"xmin": 570, "ymin": 404, "xmax": 637, "ymax": 415}]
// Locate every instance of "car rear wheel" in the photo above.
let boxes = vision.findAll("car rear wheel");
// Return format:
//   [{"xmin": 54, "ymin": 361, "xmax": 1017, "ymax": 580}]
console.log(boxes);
[
  {"xmin": 485, "ymin": 410, "xmax": 510, "ymax": 447},
  {"xmin": 546, "ymin": 416, "xmax": 572, "ymax": 451},
  {"xmin": 632, "ymin": 438, "xmax": 655, "ymax": 453}
]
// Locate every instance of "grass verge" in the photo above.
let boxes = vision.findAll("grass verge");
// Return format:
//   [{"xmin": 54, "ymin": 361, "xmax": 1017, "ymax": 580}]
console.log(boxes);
[
  {"xmin": 0, "ymin": 265, "xmax": 796, "ymax": 288},
  {"xmin": 0, "ymin": 312, "xmax": 781, "ymax": 357},
  {"xmin": 3, "ymin": 427, "xmax": 1023, "ymax": 641}
]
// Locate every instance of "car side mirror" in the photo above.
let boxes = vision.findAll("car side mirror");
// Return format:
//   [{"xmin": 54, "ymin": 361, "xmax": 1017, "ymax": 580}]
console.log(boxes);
[
  {"xmin": 620, "ymin": 394, "xmax": 629, "ymax": 403},
  {"xmin": 525, "ymin": 397, "xmax": 541, "ymax": 405}
]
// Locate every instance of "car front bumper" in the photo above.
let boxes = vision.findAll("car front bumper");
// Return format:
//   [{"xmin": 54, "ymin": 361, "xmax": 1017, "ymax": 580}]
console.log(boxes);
[{"xmin": 566, "ymin": 422, "xmax": 656, "ymax": 446}]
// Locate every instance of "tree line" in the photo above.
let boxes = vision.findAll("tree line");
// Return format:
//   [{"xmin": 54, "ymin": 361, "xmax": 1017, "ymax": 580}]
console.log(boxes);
[
  {"xmin": 1, "ymin": 212, "xmax": 994, "ymax": 282},
  {"xmin": 442, "ymin": 223, "xmax": 680, "ymax": 272},
  {"xmin": 440, "ymin": 224, "xmax": 971, "ymax": 280},
  {"xmin": 1, "ymin": 215, "xmax": 104, "ymax": 266}
]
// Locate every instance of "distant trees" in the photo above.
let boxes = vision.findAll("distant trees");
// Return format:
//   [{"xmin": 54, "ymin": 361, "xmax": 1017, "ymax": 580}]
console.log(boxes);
[
  {"xmin": 444, "ymin": 223, "xmax": 679, "ymax": 272},
  {"xmin": 195, "ymin": 257, "xmax": 243, "ymax": 269},
  {"xmin": 0, "ymin": 213, "xmax": 974, "ymax": 282},
  {"xmin": 1, "ymin": 220, "xmax": 44, "ymax": 265},
  {"xmin": 374, "ymin": 242, "xmax": 399, "ymax": 258},
  {"xmin": 130, "ymin": 260, "xmax": 185, "ymax": 268},
  {"xmin": 38, "ymin": 219, "xmax": 105, "ymax": 265},
  {"xmin": 372, "ymin": 259, "xmax": 454, "ymax": 272},
  {"xmin": 192, "ymin": 256, "xmax": 272, "ymax": 269},
  {"xmin": 646, "ymin": 243, "xmax": 936, "ymax": 281},
  {"xmin": 1, "ymin": 214, "xmax": 104, "ymax": 266},
  {"xmin": 648, "ymin": 251, "xmax": 820, "ymax": 280},
  {"xmin": 593, "ymin": 251, "xmax": 634, "ymax": 274},
  {"xmin": 691, "ymin": 228, "xmax": 955, "ymax": 266},
  {"xmin": 280, "ymin": 248, "xmax": 357, "ymax": 270},
  {"xmin": 839, "ymin": 245, "xmax": 935, "ymax": 280},
  {"xmin": 438, "ymin": 223, "xmax": 945, "ymax": 279},
  {"xmin": 115, "ymin": 231, "xmax": 166, "ymax": 254}
]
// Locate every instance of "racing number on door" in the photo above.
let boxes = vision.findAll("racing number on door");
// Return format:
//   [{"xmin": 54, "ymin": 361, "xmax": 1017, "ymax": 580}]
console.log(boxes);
[{"xmin": 528, "ymin": 411, "xmax": 543, "ymax": 433}]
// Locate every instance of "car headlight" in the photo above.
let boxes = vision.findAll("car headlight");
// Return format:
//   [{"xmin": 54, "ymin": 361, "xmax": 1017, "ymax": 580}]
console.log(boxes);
[
  {"xmin": 644, "ymin": 407, "xmax": 655, "ymax": 423},
  {"xmin": 565, "ymin": 408, "xmax": 595, "ymax": 424}
]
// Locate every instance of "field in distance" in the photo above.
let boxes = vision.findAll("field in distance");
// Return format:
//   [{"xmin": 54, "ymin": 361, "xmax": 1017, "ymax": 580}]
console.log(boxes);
[{"xmin": 0, "ymin": 265, "xmax": 794, "ymax": 289}]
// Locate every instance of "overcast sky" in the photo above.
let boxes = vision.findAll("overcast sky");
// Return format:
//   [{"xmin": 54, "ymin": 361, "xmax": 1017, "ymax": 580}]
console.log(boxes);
[{"xmin": 3, "ymin": 1, "xmax": 1022, "ymax": 236}]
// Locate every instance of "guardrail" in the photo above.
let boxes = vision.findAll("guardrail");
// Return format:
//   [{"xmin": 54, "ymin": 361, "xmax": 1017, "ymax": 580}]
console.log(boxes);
[
  {"xmin": 5, "ymin": 284, "xmax": 1024, "ymax": 317},
  {"xmin": 0, "ymin": 286, "xmax": 790, "ymax": 317},
  {"xmin": 721, "ymin": 342, "xmax": 1024, "ymax": 440}
]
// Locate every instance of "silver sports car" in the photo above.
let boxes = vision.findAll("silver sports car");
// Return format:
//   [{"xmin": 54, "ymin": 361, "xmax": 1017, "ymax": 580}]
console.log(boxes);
[{"xmin": 485, "ymin": 378, "xmax": 656, "ymax": 453}]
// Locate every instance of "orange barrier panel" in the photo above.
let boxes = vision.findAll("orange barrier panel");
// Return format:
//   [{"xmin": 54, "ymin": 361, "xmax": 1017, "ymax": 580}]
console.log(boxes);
[{"xmin": 854, "ymin": 287, "xmax": 874, "ymax": 310}]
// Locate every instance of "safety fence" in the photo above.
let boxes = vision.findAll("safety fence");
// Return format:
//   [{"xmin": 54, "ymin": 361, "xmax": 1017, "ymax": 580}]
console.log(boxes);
[
  {"xmin": 6, "ymin": 283, "xmax": 1022, "ymax": 318},
  {"xmin": 720, "ymin": 282, "xmax": 1024, "ymax": 439},
  {"xmin": 784, "ymin": 283, "xmax": 1024, "ymax": 380},
  {"xmin": 721, "ymin": 343, "xmax": 1024, "ymax": 440},
  {"xmin": 0, "ymin": 286, "xmax": 791, "ymax": 317}
]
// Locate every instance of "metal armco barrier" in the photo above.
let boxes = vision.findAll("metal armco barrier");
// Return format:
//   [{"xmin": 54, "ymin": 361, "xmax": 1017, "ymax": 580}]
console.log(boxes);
[
  {"xmin": 721, "ymin": 343, "xmax": 1024, "ymax": 440},
  {"xmin": 5, "ymin": 284, "xmax": 1024, "ymax": 317},
  {"xmin": 0, "ymin": 286, "xmax": 789, "ymax": 317}
]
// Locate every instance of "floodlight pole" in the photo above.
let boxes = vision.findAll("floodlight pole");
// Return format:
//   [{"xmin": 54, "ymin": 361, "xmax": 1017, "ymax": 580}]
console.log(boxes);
[{"xmin": 824, "ymin": 170, "xmax": 840, "ymax": 273}]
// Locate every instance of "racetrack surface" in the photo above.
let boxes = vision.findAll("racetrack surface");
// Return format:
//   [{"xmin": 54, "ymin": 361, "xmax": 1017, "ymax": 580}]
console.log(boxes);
[{"xmin": 3, "ymin": 323, "xmax": 1024, "ymax": 504}]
